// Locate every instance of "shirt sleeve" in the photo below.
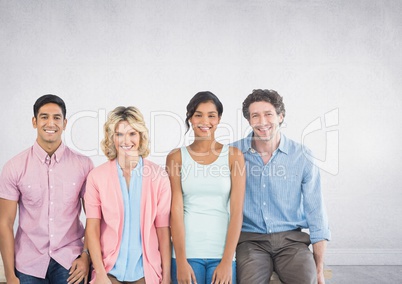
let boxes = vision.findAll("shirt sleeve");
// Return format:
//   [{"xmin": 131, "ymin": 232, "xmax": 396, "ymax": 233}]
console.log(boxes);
[
  {"xmin": 0, "ymin": 160, "xmax": 20, "ymax": 201},
  {"xmin": 79, "ymin": 157, "xmax": 95, "ymax": 199},
  {"xmin": 154, "ymin": 170, "xmax": 171, "ymax": 228},
  {"xmin": 301, "ymin": 153, "xmax": 331, "ymax": 244},
  {"xmin": 84, "ymin": 170, "xmax": 102, "ymax": 219}
]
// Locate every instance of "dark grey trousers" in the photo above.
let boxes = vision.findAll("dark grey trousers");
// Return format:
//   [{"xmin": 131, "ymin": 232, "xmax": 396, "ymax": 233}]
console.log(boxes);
[{"xmin": 236, "ymin": 230, "xmax": 317, "ymax": 284}]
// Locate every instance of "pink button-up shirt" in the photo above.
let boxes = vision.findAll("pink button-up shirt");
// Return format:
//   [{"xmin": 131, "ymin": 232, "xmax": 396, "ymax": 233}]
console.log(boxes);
[{"xmin": 0, "ymin": 141, "xmax": 93, "ymax": 278}]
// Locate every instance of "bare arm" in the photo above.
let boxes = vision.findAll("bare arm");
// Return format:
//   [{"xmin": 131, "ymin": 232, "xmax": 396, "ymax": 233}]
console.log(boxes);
[
  {"xmin": 0, "ymin": 198, "xmax": 19, "ymax": 284},
  {"xmin": 67, "ymin": 198, "xmax": 90, "ymax": 284},
  {"xmin": 313, "ymin": 240, "xmax": 327, "ymax": 284},
  {"xmin": 156, "ymin": 227, "xmax": 171, "ymax": 284},
  {"xmin": 212, "ymin": 147, "xmax": 246, "ymax": 284},
  {"xmin": 85, "ymin": 218, "xmax": 111, "ymax": 284},
  {"xmin": 166, "ymin": 149, "xmax": 196, "ymax": 284}
]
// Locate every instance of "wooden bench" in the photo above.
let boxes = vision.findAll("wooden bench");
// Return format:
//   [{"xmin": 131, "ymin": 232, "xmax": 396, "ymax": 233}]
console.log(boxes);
[{"xmin": 269, "ymin": 269, "xmax": 332, "ymax": 283}]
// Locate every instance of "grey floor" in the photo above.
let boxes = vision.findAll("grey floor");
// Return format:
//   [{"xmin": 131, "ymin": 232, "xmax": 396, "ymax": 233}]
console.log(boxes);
[{"xmin": 325, "ymin": 266, "xmax": 402, "ymax": 284}]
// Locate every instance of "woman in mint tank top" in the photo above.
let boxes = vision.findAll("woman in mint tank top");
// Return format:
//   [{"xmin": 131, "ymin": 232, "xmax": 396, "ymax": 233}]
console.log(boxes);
[{"xmin": 166, "ymin": 91, "xmax": 246, "ymax": 284}]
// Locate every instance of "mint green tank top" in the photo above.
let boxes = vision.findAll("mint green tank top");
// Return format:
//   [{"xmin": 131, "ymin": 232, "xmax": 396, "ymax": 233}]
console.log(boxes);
[{"xmin": 172, "ymin": 145, "xmax": 231, "ymax": 259}]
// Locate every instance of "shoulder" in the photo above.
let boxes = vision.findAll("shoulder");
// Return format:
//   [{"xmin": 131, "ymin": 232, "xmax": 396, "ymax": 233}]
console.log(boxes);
[
  {"xmin": 230, "ymin": 138, "xmax": 243, "ymax": 149},
  {"xmin": 2, "ymin": 146, "xmax": 32, "ymax": 171},
  {"xmin": 88, "ymin": 160, "xmax": 114, "ymax": 177},
  {"xmin": 231, "ymin": 137, "xmax": 249, "ymax": 152},
  {"xmin": 142, "ymin": 159, "xmax": 169, "ymax": 183},
  {"xmin": 228, "ymin": 146, "xmax": 243, "ymax": 156},
  {"xmin": 283, "ymin": 135, "xmax": 313, "ymax": 157},
  {"xmin": 143, "ymin": 159, "xmax": 167, "ymax": 175},
  {"xmin": 64, "ymin": 146, "xmax": 93, "ymax": 166},
  {"xmin": 142, "ymin": 158, "xmax": 162, "ymax": 169},
  {"xmin": 228, "ymin": 146, "xmax": 245, "ymax": 167},
  {"xmin": 10, "ymin": 146, "xmax": 33, "ymax": 161},
  {"xmin": 166, "ymin": 147, "xmax": 182, "ymax": 163}
]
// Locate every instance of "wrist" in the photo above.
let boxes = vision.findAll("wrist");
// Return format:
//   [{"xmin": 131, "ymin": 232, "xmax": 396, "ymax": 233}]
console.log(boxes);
[
  {"xmin": 162, "ymin": 274, "xmax": 171, "ymax": 281},
  {"xmin": 176, "ymin": 256, "xmax": 188, "ymax": 264},
  {"xmin": 5, "ymin": 271, "xmax": 17, "ymax": 280},
  {"xmin": 82, "ymin": 248, "xmax": 90, "ymax": 257},
  {"xmin": 80, "ymin": 248, "xmax": 91, "ymax": 264},
  {"xmin": 316, "ymin": 263, "xmax": 324, "ymax": 273},
  {"xmin": 220, "ymin": 255, "xmax": 233, "ymax": 265}
]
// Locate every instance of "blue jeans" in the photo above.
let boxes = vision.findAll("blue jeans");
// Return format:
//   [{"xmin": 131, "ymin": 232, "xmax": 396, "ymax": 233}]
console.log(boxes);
[
  {"xmin": 171, "ymin": 258, "xmax": 236, "ymax": 284},
  {"xmin": 15, "ymin": 258, "xmax": 84, "ymax": 284}
]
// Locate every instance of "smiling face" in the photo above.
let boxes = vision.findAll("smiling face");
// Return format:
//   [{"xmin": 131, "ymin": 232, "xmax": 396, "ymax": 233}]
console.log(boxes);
[
  {"xmin": 248, "ymin": 101, "xmax": 283, "ymax": 142},
  {"xmin": 32, "ymin": 103, "xmax": 67, "ymax": 152},
  {"xmin": 113, "ymin": 120, "xmax": 140, "ymax": 160},
  {"xmin": 189, "ymin": 101, "xmax": 221, "ymax": 138}
]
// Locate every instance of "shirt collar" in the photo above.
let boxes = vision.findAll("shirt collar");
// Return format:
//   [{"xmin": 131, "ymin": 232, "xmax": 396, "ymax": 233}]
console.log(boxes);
[
  {"xmin": 242, "ymin": 131, "xmax": 289, "ymax": 155},
  {"xmin": 277, "ymin": 133, "xmax": 289, "ymax": 155},
  {"xmin": 33, "ymin": 141, "xmax": 66, "ymax": 164},
  {"xmin": 116, "ymin": 156, "xmax": 143, "ymax": 174}
]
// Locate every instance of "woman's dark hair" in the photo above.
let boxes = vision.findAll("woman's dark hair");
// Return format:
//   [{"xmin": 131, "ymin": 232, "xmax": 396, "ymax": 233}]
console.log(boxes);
[
  {"xmin": 185, "ymin": 91, "xmax": 223, "ymax": 133},
  {"xmin": 33, "ymin": 94, "xmax": 67, "ymax": 118}
]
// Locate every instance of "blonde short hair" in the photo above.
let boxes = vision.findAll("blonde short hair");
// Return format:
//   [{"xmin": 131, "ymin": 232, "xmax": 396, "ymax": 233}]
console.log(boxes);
[{"xmin": 101, "ymin": 106, "xmax": 150, "ymax": 160}]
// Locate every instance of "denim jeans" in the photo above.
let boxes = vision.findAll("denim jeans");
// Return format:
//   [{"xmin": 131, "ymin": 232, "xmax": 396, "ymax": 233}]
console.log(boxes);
[
  {"xmin": 171, "ymin": 258, "xmax": 236, "ymax": 284},
  {"xmin": 15, "ymin": 258, "xmax": 84, "ymax": 284}
]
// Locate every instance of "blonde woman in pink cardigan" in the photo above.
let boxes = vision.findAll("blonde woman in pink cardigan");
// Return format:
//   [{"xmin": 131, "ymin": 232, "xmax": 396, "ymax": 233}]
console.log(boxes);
[{"xmin": 84, "ymin": 106, "xmax": 171, "ymax": 284}]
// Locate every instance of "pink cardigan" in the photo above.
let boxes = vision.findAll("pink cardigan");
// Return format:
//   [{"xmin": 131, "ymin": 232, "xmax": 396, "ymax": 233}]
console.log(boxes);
[{"xmin": 84, "ymin": 159, "xmax": 171, "ymax": 283}]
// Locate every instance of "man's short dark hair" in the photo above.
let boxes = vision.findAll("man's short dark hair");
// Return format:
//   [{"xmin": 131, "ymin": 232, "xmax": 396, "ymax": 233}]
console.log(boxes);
[
  {"xmin": 33, "ymin": 94, "xmax": 67, "ymax": 118},
  {"xmin": 242, "ymin": 89, "xmax": 286, "ymax": 125}
]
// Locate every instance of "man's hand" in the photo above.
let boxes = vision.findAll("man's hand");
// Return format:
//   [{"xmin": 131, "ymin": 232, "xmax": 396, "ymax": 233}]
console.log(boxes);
[
  {"xmin": 313, "ymin": 240, "xmax": 327, "ymax": 284},
  {"xmin": 317, "ymin": 269, "xmax": 325, "ymax": 284},
  {"xmin": 67, "ymin": 255, "xmax": 90, "ymax": 284}
]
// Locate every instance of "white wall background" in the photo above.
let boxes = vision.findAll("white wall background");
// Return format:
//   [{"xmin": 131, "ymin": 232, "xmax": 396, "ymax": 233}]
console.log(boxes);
[{"xmin": 1, "ymin": 0, "xmax": 402, "ymax": 272}]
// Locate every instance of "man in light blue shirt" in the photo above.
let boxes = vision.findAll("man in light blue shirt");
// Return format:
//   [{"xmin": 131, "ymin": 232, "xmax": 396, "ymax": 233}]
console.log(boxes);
[{"xmin": 232, "ymin": 89, "xmax": 331, "ymax": 284}]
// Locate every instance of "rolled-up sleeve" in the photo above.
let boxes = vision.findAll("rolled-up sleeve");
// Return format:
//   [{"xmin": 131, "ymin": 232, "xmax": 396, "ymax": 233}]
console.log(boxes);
[
  {"xmin": 84, "ymin": 171, "xmax": 102, "ymax": 219},
  {"xmin": 302, "ymin": 155, "xmax": 331, "ymax": 244},
  {"xmin": 155, "ymin": 172, "xmax": 171, "ymax": 228}
]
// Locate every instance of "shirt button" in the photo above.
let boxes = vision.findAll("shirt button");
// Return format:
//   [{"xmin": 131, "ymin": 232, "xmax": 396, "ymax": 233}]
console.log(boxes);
[
  {"xmin": 50, "ymin": 234, "xmax": 54, "ymax": 238},
  {"xmin": 263, "ymin": 184, "xmax": 266, "ymax": 188},
  {"xmin": 50, "ymin": 218, "xmax": 53, "ymax": 221},
  {"xmin": 49, "ymin": 250, "xmax": 52, "ymax": 254},
  {"xmin": 50, "ymin": 202, "xmax": 53, "ymax": 205},
  {"xmin": 263, "ymin": 202, "xmax": 266, "ymax": 205},
  {"xmin": 49, "ymin": 169, "xmax": 52, "ymax": 172},
  {"xmin": 269, "ymin": 230, "xmax": 272, "ymax": 233},
  {"xmin": 265, "ymin": 217, "xmax": 268, "ymax": 220}
]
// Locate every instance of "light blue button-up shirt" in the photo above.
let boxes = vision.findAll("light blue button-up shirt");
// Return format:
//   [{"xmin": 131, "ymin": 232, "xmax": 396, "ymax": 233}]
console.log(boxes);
[
  {"xmin": 109, "ymin": 158, "xmax": 144, "ymax": 281},
  {"xmin": 232, "ymin": 132, "xmax": 331, "ymax": 244}
]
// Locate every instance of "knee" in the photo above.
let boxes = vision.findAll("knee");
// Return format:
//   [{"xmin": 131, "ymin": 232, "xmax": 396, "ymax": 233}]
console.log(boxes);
[{"xmin": 236, "ymin": 248, "xmax": 272, "ymax": 283}]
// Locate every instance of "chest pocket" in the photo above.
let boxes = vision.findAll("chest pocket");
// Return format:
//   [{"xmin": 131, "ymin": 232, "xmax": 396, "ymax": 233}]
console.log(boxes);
[
  {"xmin": 63, "ymin": 181, "xmax": 82, "ymax": 205},
  {"xmin": 270, "ymin": 173, "xmax": 301, "ymax": 198},
  {"xmin": 20, "ymin": 183, "xmax": 43, "ymax": 207}
]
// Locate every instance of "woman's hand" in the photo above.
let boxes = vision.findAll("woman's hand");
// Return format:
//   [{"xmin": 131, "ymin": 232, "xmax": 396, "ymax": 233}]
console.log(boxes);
[
  {"xmin": 92, "ymin": 272, "xmax": 112, "ymax": 284},
  {"xmin": 211, "ymin": 261, "xmax": 232, "ymax": 284},
  {"xmin": 177, "ymin": 260, "xmax": 197, "ymax": 284}
]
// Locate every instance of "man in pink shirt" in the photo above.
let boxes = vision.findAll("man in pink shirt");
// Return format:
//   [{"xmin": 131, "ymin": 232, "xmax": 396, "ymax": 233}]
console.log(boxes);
[{"xmin": 0, "ymin": 95, "xmax": 94, "ymax": 284}]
